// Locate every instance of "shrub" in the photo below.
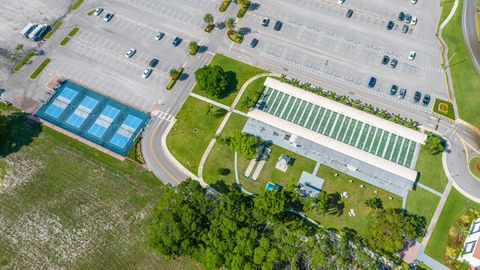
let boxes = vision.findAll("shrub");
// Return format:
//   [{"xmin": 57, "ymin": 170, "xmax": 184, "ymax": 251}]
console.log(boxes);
[
  {"xmin": 30, "ymin": 58, "xmax": 51, "ymax": 80},
  {"xmin": 424, "ymin": 133, "xmax": 445, "ymax": 155},
  {"xmin": 228, "ymin": 130, "xmax": 259, "ymax": 160},
  {"xmin": 70, "ymin": 0, "xmax": 84, "ymax": 10},
  {"xmin": 237, "ymin": 0, "xmax": 251, "ymax": 18},
  {"xmin": 87, "ymin": 9, "xmax": 95, "ymax": 16},
  {"xmin": 68, "ymin": 27, "xmax": 80, "ymax": 37},
  {"xmin": 166, "ymin": 67, "xmax": 184, "ymax": 90},
  {"xmin": 60, "ymin": 36, "xmax": 70, "ymax": 46},
  {"xmin": 13, "ymin": 51, "xmax": 35, "ymax": 72},
  {"xmin": 219, "ymin": 0, "xmax": 231, "ymax": 12},
  {"xmin": 189, "ymin": 41, "xmax": 199, "ymax": 56},
  {"xmin": 43, "ymin": 20, "xmax": 63, "ymax": 40},
  {"xmin": 227, "ymin": 31, "xmax": 243, "ymax": 43}
]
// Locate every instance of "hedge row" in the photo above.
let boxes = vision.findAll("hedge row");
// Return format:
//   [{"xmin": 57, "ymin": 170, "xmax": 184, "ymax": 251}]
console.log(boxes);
[
  {"xmin": 30, "ymin": 58, "xmax": 51, "ymax": 80},
  {"xmin": 13, "ymin": 51, "xmax": 35, "ymax": 72}
]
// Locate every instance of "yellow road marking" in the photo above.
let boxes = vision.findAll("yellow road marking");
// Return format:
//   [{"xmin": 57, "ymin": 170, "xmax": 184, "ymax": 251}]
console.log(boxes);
[{"xmin": 149, "ymin": 119, "xmax": 181, "ymax": 184}]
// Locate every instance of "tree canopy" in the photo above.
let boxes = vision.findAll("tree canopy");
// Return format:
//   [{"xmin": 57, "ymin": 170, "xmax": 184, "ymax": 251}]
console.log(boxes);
[
  {"xmin": 228, "ymin": 130, "xmax": 259, "ymax": 160},
  {"xmin": 424, "ymin": 133, "xmax": 445, "ymax": 155},
  {"xmin": 194, "ymin": 65, "xmax": 230, "ymax": 98}
]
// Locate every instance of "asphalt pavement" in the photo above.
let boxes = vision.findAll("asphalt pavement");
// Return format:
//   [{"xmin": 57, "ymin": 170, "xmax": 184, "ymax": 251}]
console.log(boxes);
[{"xmin": 463, "ymin": 0, "xmax": 480, "ymax": 74}]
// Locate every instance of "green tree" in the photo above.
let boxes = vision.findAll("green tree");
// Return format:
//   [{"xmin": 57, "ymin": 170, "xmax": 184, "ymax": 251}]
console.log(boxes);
[
  {"xmin": 194, "ymin": 65, "xmax": 229, "ymax": 97},
  {"xmin": 228, "ymin": 130, "xmax": 259, "ymax": 160},
  {"xmin": 364, "ymin": 197, "xmax": 383, "ymax": 210},
  {"xmin": 204, "ymin": 13, "xmax": 214, "ymax": 26},
  {"xmin": 424, "ymin": 134, "xmax": 445, "ymax": 155},
  {"xmin": 169, "ymin": 68, "xmax": 180, "ymax": 79},
  {"xmin": 226, "ymin": 18, "xmax": 236, "ymax": 32},
  {"xmin": 188, "ymin": 41, "xmax": 199, "ymax": 55}
]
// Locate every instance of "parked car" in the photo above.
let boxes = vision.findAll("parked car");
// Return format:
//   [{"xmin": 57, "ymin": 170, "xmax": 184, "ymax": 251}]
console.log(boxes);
[
  {"xmin": 402, "ymin": 24, "xmax": 409, "ymax": 33},
  {"xmin": 155, "ymin": 32, "xmax": 165, "ymax": 40},
  {"xmin": 408, "ymin": 51, "xmax": 416, "ymax": 61},
  {"xmin": 338, "ymin": 0, "xmax": 345, "ymax": 3},
  {"xmin": 104, "ymin": 13, "xmax": 114, "ymax": 22},
  {"xmin": 149, "ymin": 58, "xmax": 159, "ymax": 68},
  {"xmin": 274, "ymin": 21, "xmax": 283, "ymax": 31},
  {"xmin": 142, "ymin": 68, "xmax": 153, "ymax": 79},
  {"xmin": 398, "ymin": 12, "xmax": 405, "ymax": 21},
  {"xmin": 125, "ymin": 48, "xmax": 136, "ymax": 58},
  {"xmin": 262, "ymin": 17, "xmax": 270, "ymax": 27},
  {"xmin": 387, "ymin": 21, "xmax": 395, "ymax": 30},
  {"xmin": 411, "ymin": 0, "xmax": 417, "ymax": 4},
  {"xmin": 390, "ymin": 84, "xmax": 398, "ymax": 95},
  {"xmin": 368, "ymin": 77, "xmax": 377, "ymax": 88},
  {"xmin": 94, "ymin": 8, "xmax": 104, "ymax": 16},
  {"xmin": 411, "ymin": 17, "xmax": 417, "ymax": 25},
  {"xmin": 382, "ymin": 55, "xmax": 390, "ymax": 65},
  {"xmin": 422, "ymin": 94, "xmax": 431, "ymax": 106},
  {"xmin": 172, "ymin": 37, "xmax": 182, "ymax": 46},
  {"xmin": 405, "ymin": 14, "xmax": 412, "ymax": 24},
  {"xmin": 346, "ymin": 9, "xmax": 354, "ymax": 18},
  {"xmin": 390, "ymin": 58, "xmax": 398, "ymax": 68},
  {"xmin": 399, "ymin": 88, "xmax": 407, "ymax": 99},
  {"xmin": 413, "ymin": 91, "xmax": 422, "ymax": 102},
  {"xmin": 250, "ymin": 38, "xmax": 259, "ymax": 48}
]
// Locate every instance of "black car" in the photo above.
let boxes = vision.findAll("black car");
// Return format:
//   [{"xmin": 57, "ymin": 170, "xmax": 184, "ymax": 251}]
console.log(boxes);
[
  {"xmin": 172, "ymin": 37, "xmax": 182, "ymax": 47},
  {"xmin": 422, "ymin": 94, "xmax": 431, "ymax": 106},
  {"xmin": 399, "ymin": 88, "xmax": 407, "ymax": 99},
  {"xmin": 382, "ymin": 55, "xmax": 390, "ymax": 65},
  {"xmin": 413, "ymin": 91, "xmax": 422, "ymax": 102},
  {"xmin": 405, "ymin": 14, "xmax": 412, "ymax": 24},
  {"xmin": 390, "ymin": 84, "xmax": 398, "ymax": 95},
  {"xmin": 390, "ymin": 58, "xmax": 398, "ymax": 68},
  {"xmin": 368, "ymin": 77, "xmax": 377, "ymax": 88},
  {"xmin": 262, "ymin": 17, "xmax": 270, "ymax": 27},
  {"xmin": 274, "ymin": 21, "xmax": 283, "ymax": 31},
  {"xmin": 398, "ymin": 12, "xmax": 405, "ymax": 21},
  {"xmin": 346, "ymin": 9, "xmax": 354, "ymax": 18},
  {"xmin": 149, "ymin": 58, "xmax": 159, "ymax": 68},
  {"xmin": 250, "ymin": 38, "xmax": 259, "ymax": 48},
  {"xmin": 402, "ymin": 24, "xmax": 409, "ymax": 33},
  {"xmin": 387, "ymin": 21, "xmax": 395, "ymax": 30}
]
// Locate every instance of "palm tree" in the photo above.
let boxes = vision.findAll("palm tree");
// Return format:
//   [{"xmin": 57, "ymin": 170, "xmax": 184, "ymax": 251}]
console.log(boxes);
[
  {"xmin": 189, "ymin": 41, "xmax": 199, "ymax": 55},
  {"xmin": 203, "ymin": 13, "xmax": 214, "ymax": 26},
  {"xmin": 15, "ymin": 44, "xmax": 26, "ymax": 56},
  {"xmin": 377, "ymin": 109, "xmax": 388, "ymax": 119},
  {"xmin": 226, "ymin": 18, "xmax": 236, "ymax": 32},
  {"xmin": 169, "ymin": 69, "xmax": 180, "ymax": 79}
]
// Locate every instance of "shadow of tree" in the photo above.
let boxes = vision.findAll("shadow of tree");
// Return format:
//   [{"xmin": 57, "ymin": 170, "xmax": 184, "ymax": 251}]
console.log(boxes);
[
  {"xmin": 0, "ymin": 112, "xmax": 42, "ymax": 157},
  {"xmin": 179, "ymin": 73, "xmax": 189, "ymax": 81},
  {"xmin": 210, "ymin": 179, "xmax": 230, "ymax": 194},
  {"xmin": 249, "ymin": 2, "xmax": 261, "ymax": 11},
  {"xmin": 326, "ymin": 192, "xmax": 344, "ymax": 216},
  {"xmin": 217, "ymin": 71, "xmax": 238, "ymax": 99},
  {"xmin": 237, "ymin": 27, "xmax": 251, "ymax": 36},
  {"xmin": 198, "ymin": 45, "xmax": 208, "ymax": 53}
]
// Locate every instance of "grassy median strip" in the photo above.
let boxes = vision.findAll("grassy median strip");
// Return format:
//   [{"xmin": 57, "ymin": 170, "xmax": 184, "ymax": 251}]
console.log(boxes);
[
  {"xmin": 30, "ymin": 58, "xmax": 50, "ymax": 80},
  {"xmin": 219, "ymin": 0, "xmax": 231, "ymax": 12},
  {"xmin": 43, "ymin": 20, "xmax": 63, "ymax": 40},
  {"xmin": 440, "ymin": 0, "xmax": 480, "ymax": 127},
  {"xmin": 13, "ymin": 51, "xmax": 34, "ymax": 72},
  {"xmin": 70, "ymin": 0, "xmax": 84, "ymax": 10},
  {"xmin": 60, "ymin": 27, "xmax": 80, "ymax": 46},
  {"xmin": 68, "ymin": 27, "xmax": 80, "ymax": 37},
  {"xmin": 432, "ymin": 98, "xmax": 455, "ymax": 120}
]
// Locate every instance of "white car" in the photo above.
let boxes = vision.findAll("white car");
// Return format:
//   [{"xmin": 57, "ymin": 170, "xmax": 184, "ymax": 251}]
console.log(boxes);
[
  {"xmin": 155, "ymin": 32, "xmax": 165, "ymax": 40},
  {"xmin": 338, "ymin": 0, "xmax": 345, "ymax": 3},
  {"xmin": 411, "ymin": 17, "xmax": 417, "ymax": 25},
  {"xmin": 411, "ymin": 0, "xmax": 417, "ymax": 4},
  {"xmin": 408, "ymin": 51, "xmax": 416, "ymax": 61},
  {"xmin": 125, "ymin": 48, "xmax": 136, "ymax": 58},
  {"xmin": 142, "ymin": 68, "xmax": 153, "ymax": 79},
  {"xmin": 103, "ymin": 13, "xmax": 114, "ymax": 22},
  {"xmin": 94, "ymin": 8, "xmax": 104, "ymax": 16}
]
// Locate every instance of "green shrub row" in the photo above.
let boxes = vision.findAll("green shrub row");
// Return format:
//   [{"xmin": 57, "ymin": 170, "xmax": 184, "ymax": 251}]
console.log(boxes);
[
  {"xmin": 13, "ymin": 51, "xmax": 35, "ymax": 72},
  {"xmin": 68, "ymin": 27, "xmax": 80, "ymax": 37},
  {"xmin": 43, "ymin": 20, "xmax": 63, "ymax": 40},
  {"xmin": 166, "ymin": 67, "xmax": 184, "ymax": 90},
  {"xmin": 219, "ymin": 0, "xmax": 231, "ymax": 12},
  {"xmin": 237, "ymin": 2, "xmax": 250, "ymax": 18},
  {"xmin": 227, "ymin": 31, "xmax": 243, "ymax": 44},
  {"xmin": 70, "ymin": 0, "xmax": 84, "ymax": 11},
  {"xmin": 87, "ymin": 9, "xmax": 95, "ymax": 16},
  {"xmin": 60, "ymin": 36, "xmax": 71, "ymax": 46},
  {"xmin": 277, "ymin": 75, "xmax": 419, "ymax": 130},
  {"xmin": 30, "ymin": 58, "xmax": 51, "ymax": 80}
]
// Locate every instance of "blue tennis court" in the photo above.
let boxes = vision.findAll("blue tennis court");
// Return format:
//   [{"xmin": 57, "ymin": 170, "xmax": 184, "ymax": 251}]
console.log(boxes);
[{"xmin": 36, "ymin": 81, "xmax": 150, "ymax": 156}]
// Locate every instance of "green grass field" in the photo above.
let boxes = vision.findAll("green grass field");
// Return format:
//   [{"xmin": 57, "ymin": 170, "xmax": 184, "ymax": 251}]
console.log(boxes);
[
  {"xmin": 440, "ymin": 0, "xmax": 480, "ymax": 127},
  {"xmin": 235, "ymin": 76, "xmax": 267, "ymax": 112},
  {"xmin": 238, "ymin": 145, "xmax": 316, "ymax": 194},
  {"xmin": 406, "ymin": 187, "xmax": 440, "ymax": 226},
  {"xmin": 192, "ymin": 54, "xmax": 266, "ymax": 106},
  {"xmin": 166, "ymin": 97, "xmax": 227, "ymax": 174},
  {"xmin": 469, "ymin": 156, "xmax": 480, "ymax": 179},
  {"xmin": 308, "ymin": 165, "xmax": 402, "ymax": 237},
  {"xmin": 203, "ymin": 114, "xmax": 249, "ymax": 192},
  {"xmin": 415, "ymin": 147, "xmax": 449, "ymax": 193},
  {"xmin": 432, "ymin": 98, "xmax": 455, "ymax": 120},
  {"xmin": 425, "ymin": 188, "xmax": 480, "ymax": 263},
  {"xmin": 0, "ymin": 114, "xmax": 201, "ymax": 269}
]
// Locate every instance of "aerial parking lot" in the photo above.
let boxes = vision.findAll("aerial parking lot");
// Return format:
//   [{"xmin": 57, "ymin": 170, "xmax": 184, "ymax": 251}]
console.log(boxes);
[{"xmin": 232, "ymin": 0, "xmax": 446, "ymax": 113}]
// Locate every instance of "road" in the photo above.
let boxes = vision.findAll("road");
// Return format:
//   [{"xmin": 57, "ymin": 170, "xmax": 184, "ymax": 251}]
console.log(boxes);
[{"xmin": 463, "ymin": 0, "xmax": 480, "ymax": 74}]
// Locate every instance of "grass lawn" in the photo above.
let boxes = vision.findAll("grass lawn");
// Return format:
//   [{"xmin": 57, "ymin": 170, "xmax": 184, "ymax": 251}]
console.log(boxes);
[
  {"xmin": 235, "ymin": 76, "xmax": 267, "ymax": 112},
  {"xmin": 239, "ymin": 145, "xmax": 316, "ymax": 194},
  {"xmin": 406, "ymin": 187, "xmax": 440, "ymax": 225},
  {"xmin": 469, "ymin": 156, "xmax": 480, "ymax": 179},
  {"xmin": 166, "ymin": 97, "xmax": 227, "ymax": 174},
  {"xmin": 432, "ymin": 98, "xmax": 455, "ymax": 120},
  {"xmin": 415, "ymin": 147, "xmax": 448, "ymax": 193},
  {"xmin": 192, "ymin": 54, "xmax": 266, "ymax": 106},
  {"xmin": 425, "ymin": 188, "xmax": 480, "ymax": 263},
  {"xmin": 440, "ymin": 0, "xmax": 480, "ymax": 128},
  {"xmin": 203, "ymin": 113, "xmax": 249, "ymax": 192},
  {"xmin": 305, "ymin": 165, "xmax": 402, "ymax": 237},
  {"xmin": 0, "ymin": 116, "xmax": 201, "ymax": 269}
]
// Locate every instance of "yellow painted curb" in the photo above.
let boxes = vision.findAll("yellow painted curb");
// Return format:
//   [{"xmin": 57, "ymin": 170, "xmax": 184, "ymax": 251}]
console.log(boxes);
[{"xmin": 468, "ymin": 156, "xmax": 480, "ymax": 181}]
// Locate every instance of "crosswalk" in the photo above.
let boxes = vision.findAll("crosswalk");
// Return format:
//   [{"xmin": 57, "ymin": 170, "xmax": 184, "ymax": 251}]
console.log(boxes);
[{"xmin": 152, "ymin": 110, "xmax": 174, "ymax": 122}]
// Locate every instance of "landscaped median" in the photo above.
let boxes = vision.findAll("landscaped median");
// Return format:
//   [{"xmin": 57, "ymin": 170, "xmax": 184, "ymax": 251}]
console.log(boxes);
[
  {"xmin": 219, "ymin": 0, "xmax": 231, "ymax": 12},
  {"xmin": 469, "ymin": 156, "xmax": 480, "ymax": 179},
  {"xmin": 166, "ymin": 67, "xmax": 184, "ymax": 90},
  {"xmin": 432, "ymin": 98, "xmax": 455, "ymax": 120},
  {"xmin": 60, "ymin": 27, "xmax": 80, "ymax": 46},
  {"xmin": 70, "ymin": 0, "xmax": 84, "ymax": 11},
  {"xmin": 43, "ymin": 20, "xmax": 63, "ymax": 40},
  {"xmin": 30, "ymin": 58, "xmax": 51, "ymax": 80},
  {"xmin": 237, "ymin": 0, "xmax": 251, "ymax": 18},
  {"xmin": 13, "ymin": 51, "xmax": 34, "ymax": 72}
]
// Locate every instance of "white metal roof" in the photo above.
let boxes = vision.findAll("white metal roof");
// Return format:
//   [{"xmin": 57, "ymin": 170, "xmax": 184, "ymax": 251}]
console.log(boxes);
[
  {"xmin": 248, "ymin": 109, "xmax": 419, "ymax": 182},
  {"xmin": 264, "ymin": 77, "xmax": 427, "ymax": 144}
]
